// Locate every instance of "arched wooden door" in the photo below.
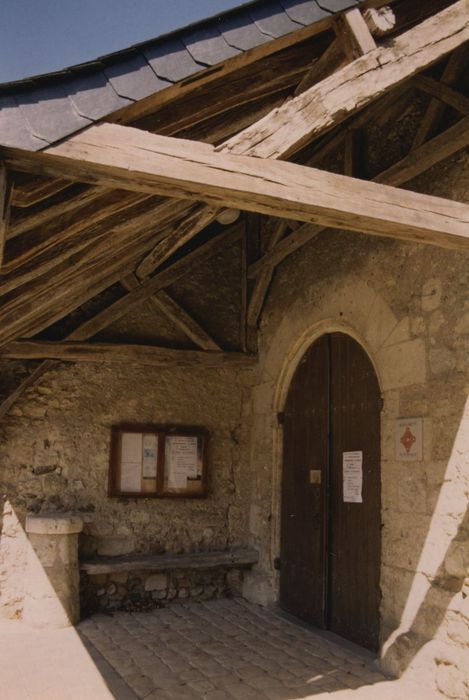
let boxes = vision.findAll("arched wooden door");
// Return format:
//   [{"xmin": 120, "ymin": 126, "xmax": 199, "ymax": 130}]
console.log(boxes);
[{"xmin": 280, "ymin": 333, "xmax": 381, "ymax": 651}]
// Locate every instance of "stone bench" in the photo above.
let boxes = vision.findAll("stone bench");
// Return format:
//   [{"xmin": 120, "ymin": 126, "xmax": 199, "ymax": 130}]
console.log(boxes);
[{"xmin": 79, "ymin": 548, "xmax": 259, "ymax": 613}]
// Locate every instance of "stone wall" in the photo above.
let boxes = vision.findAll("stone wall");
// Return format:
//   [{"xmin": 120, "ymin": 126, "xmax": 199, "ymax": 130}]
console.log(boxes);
[
  {"xmin": 81, "ymin": 566, "xmax": 244, "ymax": 616},
  {"xmin": 242, "ymin": 151, "xmax": 469, "ymax": 698},
  {"xmin": 0, "ymin": 360, "xmax": 253, "ymax": 618}
]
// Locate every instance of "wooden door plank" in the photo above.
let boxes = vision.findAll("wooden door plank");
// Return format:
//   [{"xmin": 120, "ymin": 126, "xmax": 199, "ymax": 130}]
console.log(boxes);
[{"xmin": 280, "ymin": 335, "xmax": 329, "ymax": 626}]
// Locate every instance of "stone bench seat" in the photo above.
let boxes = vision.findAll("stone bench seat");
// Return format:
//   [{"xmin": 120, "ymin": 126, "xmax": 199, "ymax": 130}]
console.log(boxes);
[{"xmin": 80, "ymin": 547, "xmax": 259, "ymax": 576}]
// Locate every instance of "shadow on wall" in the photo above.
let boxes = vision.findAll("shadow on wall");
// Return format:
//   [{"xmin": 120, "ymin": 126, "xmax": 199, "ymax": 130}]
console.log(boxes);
[{"xmin": 381, "ymin": 395, "xmax": 469, "ymax": 694}]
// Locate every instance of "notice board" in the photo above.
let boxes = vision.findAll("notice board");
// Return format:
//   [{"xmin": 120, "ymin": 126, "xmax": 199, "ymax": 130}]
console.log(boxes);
[{"xmin": 108, "ymin": 424, "xmax": 208, "ymax": 498}]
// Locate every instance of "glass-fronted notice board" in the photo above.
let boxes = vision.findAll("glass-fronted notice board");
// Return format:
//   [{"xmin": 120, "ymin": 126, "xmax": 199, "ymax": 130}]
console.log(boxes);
[{"xmin": 108, "ymin": 424, "xmax": 208, "ymax": 498}]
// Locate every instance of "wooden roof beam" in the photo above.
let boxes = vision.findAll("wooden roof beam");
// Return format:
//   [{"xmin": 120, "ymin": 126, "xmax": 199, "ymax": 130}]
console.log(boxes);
[
  {"xmin": 222, "ymin": 0, "xmax": 469, "ymax": 159},
  {"xmin": 249, "ymin": 114, "xmax": 469, "ymax": 278},
  {"xmin": 0, "ymin": 340, "xmax": 255, "ymax": 369},
  {"xmin": 6, "ymin": 122, "xmax": 469, "ymax": 252}
]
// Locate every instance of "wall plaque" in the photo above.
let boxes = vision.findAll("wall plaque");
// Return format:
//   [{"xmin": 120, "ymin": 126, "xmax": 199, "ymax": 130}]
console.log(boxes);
[{"xmin": 395, "ymin": 417, "xmax": 423, "ymax": 461}]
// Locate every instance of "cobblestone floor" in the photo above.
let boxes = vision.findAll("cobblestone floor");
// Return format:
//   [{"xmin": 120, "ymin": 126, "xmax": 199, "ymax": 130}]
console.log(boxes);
[{"xmin": 76, "ymin": 598, "xmax": 438, "ymax": 700}]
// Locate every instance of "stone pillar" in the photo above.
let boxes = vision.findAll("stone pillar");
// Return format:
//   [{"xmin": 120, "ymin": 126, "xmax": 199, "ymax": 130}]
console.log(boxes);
[{"xmin": 23, "ymin": 513, "xmax": 83, "ymax": 628}]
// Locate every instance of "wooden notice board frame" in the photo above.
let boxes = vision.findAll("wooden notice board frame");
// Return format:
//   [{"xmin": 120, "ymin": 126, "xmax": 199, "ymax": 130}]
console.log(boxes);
[{"xmin": 108, "ymin": 423, "xmax": 209, "ymax": 498}]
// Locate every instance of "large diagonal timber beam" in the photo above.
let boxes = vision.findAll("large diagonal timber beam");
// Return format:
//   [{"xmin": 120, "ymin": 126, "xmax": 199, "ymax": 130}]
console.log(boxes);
[
  {"xmin": 3, "ymin": 122, "xmax": 469, "ymax": 251},
  {"xmin": 221, "ymin": 0, "xmax": 469, "ymax": 159}
]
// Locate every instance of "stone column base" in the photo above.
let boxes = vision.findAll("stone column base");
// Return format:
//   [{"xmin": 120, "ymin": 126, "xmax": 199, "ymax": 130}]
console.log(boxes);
[{"xmin": 23, "ymin": 514, "xmax": 83, "ymax": 629}]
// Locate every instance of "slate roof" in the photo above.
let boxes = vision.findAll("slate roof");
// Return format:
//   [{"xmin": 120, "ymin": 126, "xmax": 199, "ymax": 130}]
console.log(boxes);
[{"xmin": 0, "ymin": 0, "xmax": 362, "ymax": 151}]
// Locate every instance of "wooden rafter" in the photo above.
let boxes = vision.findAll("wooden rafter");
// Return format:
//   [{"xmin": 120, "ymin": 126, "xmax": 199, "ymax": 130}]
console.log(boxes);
[
  {"xmin": 0, "ymin": 224, "xmax": 241, "ymax": 417},
  {"xmin": 62, "ymin": 223, "xmax": 243, "ymax": 345},
  {"xmin": 136, "ymin": 204, "xmax": 221, "ymax": 279},
  {"xmin": 4, "ymin": 190, "xmax": 153, "ymax": 275},
  {"xmin": 222, "ymin": 0, "xmax": 469, "ymax": 159},
  {"xmin": 11, "ymin": 177, "xmax": 69, "ymax": 208},
  {"xmin": 247, "ymin": 220, "xmax": 289, "ymax": 328},
  {"xmin": 0, "ymin": 198, "xmax": 192, "ymax": 296},
  {"xmin": 0, "ymin": 340, "xmax": 255, "ymax": 369},
  {"xmin": 335, "ymin": 8, "xmax": 377, "ymax": 60}
]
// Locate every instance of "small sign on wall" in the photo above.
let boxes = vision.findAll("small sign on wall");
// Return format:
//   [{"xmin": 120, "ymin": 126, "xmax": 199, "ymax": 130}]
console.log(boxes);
[{"xmin": 395, "ymin": 417, "xmax": 423, "ymax": 461}]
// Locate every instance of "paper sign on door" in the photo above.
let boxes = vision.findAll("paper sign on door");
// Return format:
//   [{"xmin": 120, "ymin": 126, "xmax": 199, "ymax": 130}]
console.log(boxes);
[{"xmin": 343, "ymin": 451, "xmax": 363, "ymax": 503}]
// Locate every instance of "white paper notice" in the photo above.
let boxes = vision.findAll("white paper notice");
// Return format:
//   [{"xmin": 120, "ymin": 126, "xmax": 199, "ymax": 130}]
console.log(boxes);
[
  {"xmin": 343, "ymin": 451, "xmax": 363, "ymax": 503},
  {"xmin": 120, "ymin": 433, "xmax": 142, "ymax": 492},
  {"xmin": 142, "ymin": 434, "xmax": 158, "ymax": 479},
  {"xmin": 167, "ymin": 436, "xmax": 198, "ymax": 489}
]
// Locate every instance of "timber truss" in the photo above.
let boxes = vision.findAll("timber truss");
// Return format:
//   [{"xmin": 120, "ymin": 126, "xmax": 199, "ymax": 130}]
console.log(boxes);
[{"xmin": 0, "ymin": 0, "xmax": 468, "ymax": 417}]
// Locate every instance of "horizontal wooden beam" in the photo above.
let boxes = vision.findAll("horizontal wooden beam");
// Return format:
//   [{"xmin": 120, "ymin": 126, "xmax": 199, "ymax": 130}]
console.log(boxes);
[
  {"xmin": 0, "ymin": 340, "xmax": 256, "ymax": 369},
  {"xmin": 249, "ymin": 114, "xmax": 469, "ymax": 277},
  {"xmin": 6, "ymin": 122, "xmax": 469, "ymax": 252},
  {"xmin": 222, "ymin": 0, "xmax": 469, "ymax": 158}
]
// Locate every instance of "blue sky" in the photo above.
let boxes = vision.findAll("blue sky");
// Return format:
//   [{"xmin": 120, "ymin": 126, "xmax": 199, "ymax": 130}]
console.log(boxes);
[{"xmin": 0, "ymin": 0, "xmax": 245, "ymax": 83}]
